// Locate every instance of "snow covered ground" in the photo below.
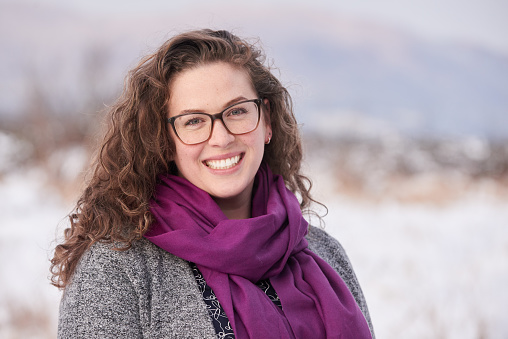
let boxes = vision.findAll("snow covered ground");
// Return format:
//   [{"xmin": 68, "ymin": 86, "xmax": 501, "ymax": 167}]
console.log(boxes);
[
  {"xmin": 307, "ymin": 153, "xmax": 508, "ymax": 339},
  {"xmin": 322, "ymin": 196, "xmax": 508, "ymax": 338},
  {"xmin": 0, "ymin": 167, "xmax": 68, "ymax": 339},
  {"xmin": 0, "ymin": 134, "xmax": 507, "ymax": 338}
]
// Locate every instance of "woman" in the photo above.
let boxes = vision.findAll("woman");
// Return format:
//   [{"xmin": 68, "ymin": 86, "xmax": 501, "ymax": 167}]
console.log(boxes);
[{"xmin": 51, "ymin": 29, "xmax": 375, "ymax": 339}]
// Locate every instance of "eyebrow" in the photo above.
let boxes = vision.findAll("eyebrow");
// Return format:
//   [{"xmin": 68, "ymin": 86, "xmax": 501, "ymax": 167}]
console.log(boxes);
[{"xmin": 177, "ymin": 96, "xmax": 249, "ymax": 115}]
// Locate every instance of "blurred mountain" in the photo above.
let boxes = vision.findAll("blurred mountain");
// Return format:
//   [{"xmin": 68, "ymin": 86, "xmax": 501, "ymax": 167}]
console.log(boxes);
[
  {"xmin": 1, "ymin": 2, "xmax": 507, "ymax": 139},
  {"xmin": 259, "ymin": 14, "xmax": 508, "ymax": 139}
]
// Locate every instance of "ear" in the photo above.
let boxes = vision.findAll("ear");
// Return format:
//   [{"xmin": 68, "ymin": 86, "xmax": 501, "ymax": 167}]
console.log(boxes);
[{"xmin": 263, "ymin": 99, "xmax": 272, "ymax": 143}]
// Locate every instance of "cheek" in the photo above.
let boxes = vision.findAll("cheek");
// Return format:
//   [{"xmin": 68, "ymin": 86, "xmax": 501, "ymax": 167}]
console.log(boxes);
[
  {"xmin": 171, "ymin": 129, "xmax": 196, "ymax": 160},
  {"xmin": 175, "ymin": 145, "xmax": 199, "ymax": 164},
  {"xmin": 172, "ymin": 140, "xmax": 203, "ymax": 175},
  {"xmin": 248, "ymin": 131, "xmax": 268, "ymax": 154}
]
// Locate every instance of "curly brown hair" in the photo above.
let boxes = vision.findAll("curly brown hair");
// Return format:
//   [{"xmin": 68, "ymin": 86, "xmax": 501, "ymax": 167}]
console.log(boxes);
[{"xmin": 50, "ymin": 29, "xmax": 319, "ymax": 289}]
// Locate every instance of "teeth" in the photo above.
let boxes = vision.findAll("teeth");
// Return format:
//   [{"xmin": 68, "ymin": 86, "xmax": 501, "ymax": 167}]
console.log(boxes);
[{"xmin": 206, "ymin": 155, "xmax": 241, "ymax": 170}]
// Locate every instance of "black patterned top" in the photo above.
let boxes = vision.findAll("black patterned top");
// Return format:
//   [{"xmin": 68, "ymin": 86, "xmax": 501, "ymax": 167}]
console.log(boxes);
[{"xmin": 190, "ymin": 262, "xmax": 282, "ymax": 338}]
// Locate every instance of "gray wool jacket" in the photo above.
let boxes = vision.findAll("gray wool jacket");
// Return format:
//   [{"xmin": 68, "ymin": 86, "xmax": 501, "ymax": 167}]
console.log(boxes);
[{"xmin": 58, "ymin": 226, "xmax": 375, "ymax": 339}]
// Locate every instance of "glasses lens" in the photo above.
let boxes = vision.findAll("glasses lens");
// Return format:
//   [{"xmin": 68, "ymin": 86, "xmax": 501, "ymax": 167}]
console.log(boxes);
[
  {"xmin": 222, "ymin": 101, "xmax": 259, "ymax": 134},
  {"xmin": 174, "ymin": 113, "xmax": 212, "ymax": 144}
]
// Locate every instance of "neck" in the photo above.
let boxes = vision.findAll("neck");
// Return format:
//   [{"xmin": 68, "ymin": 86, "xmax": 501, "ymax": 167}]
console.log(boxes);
[{"xmin": 213, "ymin": 190, "xmax": 252, "ymax": 220}]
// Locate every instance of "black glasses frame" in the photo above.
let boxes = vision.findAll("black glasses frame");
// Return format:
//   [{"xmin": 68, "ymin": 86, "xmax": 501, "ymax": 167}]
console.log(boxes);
[{"xmin": 167, "ymin": 98, "xmax": 262, "ymax": 145}]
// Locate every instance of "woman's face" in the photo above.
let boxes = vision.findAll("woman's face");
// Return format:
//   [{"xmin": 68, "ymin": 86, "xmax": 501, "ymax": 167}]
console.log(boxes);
[{"xmin": 167, "ymin": 62, "xmax": 272, "ymax": 205}]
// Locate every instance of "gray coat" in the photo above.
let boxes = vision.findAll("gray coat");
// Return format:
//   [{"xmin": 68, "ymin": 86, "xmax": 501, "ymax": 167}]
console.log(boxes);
[{"xmin": 58, "ymin": 226, "xmax": 375, "ymax": 338}]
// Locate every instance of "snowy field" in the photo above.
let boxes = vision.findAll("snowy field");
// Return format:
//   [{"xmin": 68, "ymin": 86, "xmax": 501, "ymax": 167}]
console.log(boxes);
[
  {"xmin": 0, "ymin": 137, "xmax": 507, "ymax": 338},
  {"xmin": 308, "ymin": 152, "xmax": 508, "ymax": 339},
  {"xmin": 322, "ymin": 196, "xmax": 508, "ymax": 338},
  {"xmin": 0, "ymin": 167, "xmax": 68, "ymax": 339}
]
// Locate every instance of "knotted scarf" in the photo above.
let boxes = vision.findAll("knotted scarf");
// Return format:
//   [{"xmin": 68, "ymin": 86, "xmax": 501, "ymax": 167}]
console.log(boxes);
[{"xmin": 145, "ymin": 162, "xmax": 371, "ymax": 338}]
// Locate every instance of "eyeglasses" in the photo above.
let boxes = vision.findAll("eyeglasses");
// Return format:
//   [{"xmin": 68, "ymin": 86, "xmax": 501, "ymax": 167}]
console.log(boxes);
[{"xmin": 167, "ymin": 98, "xmax": 262, "ymax": 145}]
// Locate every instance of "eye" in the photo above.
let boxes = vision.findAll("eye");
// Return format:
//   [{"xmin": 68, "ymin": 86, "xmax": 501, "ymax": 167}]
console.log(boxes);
[
  {"xmin": 185, "ymin": 117, "xmax": 204, "ymax": 126},
  {"xmin": 226, "ymin": 106, "xmax": 248, "ymax": 117},
  {"xmin": 177, "ymin": 114, "xmax": 208, "ymax": 129}
]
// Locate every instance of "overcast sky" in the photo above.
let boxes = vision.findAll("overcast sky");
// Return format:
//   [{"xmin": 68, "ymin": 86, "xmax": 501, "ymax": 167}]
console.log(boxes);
[{"xmin": 25, "ymin": 0, "xmax": 508, "ymax": 55}]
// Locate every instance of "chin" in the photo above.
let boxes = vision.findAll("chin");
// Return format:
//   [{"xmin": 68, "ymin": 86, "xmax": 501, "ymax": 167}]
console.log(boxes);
[
  {"xmin": 209, "ymin": 187, "xmax": 246, "ymax": 200},
  {"xmin": 210, "ymin": 178, "xmax": 254, "ymax": 199}
]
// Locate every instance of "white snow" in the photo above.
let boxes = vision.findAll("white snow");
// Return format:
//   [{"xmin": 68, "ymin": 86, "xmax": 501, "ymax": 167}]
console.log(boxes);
[
  {"xmin": 306, "ymin": 149, "xmax": 508, "ymax": 339},
  {"xmin": 0, "ymin": 167, "xmax": 69, "ymax": 338},
  {"xmin": 321, "ymin": 196, "xmax": 508, "ymax": 339}
]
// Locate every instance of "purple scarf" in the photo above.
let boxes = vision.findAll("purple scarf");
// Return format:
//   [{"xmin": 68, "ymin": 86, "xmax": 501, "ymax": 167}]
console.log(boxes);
[{"xmin": 145, "ymin": 163, "xmax": 371, "ymax": 338}]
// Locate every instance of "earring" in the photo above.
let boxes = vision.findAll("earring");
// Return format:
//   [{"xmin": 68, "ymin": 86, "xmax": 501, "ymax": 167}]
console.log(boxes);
[{"xmin": 265, "ymin": 136, "xmax": 271, "ymax": 145}]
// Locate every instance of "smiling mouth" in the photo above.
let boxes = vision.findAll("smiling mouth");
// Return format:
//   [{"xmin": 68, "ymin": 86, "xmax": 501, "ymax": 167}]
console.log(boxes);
[{"xmin": 204, "ymin": 154, "xmax": 242, "ymax": 170}]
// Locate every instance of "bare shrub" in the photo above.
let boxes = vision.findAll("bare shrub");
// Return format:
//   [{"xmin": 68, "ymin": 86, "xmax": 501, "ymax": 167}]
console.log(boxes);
[
  {"xmin": 304, "ymin": 133, "xmax": 508, "ymax": 203},
  {"xmin": 0, "ymin": 43, "xmax": 119, "ymax": 199}
]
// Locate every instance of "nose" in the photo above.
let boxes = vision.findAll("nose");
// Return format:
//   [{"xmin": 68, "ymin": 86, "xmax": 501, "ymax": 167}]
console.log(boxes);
[{"xmin": 208, "ymin": 120, "xmax": 235, "ymax": 147}]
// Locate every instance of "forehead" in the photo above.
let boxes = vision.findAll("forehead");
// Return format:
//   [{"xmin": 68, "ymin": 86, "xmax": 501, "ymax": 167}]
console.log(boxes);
[{"xmin": 168, "ymin": 62, "xmax": 257, "ymax": 115}]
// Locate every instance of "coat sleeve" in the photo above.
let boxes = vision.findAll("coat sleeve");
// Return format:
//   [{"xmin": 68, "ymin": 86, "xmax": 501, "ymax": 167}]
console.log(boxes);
[
  {"xmin": 57, "ymin": 243, "xmax": 144, "ymax": 339},
  {"xmin": 307, "ymin": 226, "xmax": 376, "ymax": 339}
]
